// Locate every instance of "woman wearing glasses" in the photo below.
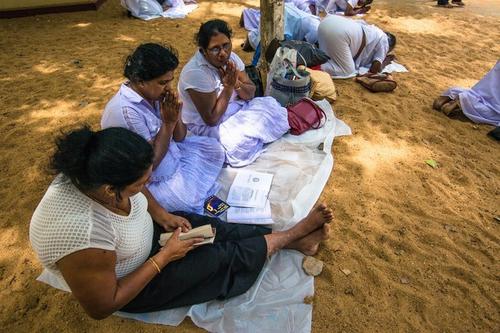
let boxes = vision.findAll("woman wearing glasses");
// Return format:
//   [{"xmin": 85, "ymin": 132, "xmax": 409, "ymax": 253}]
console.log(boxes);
[
  {"xmin": 178, "ymin": 19, "xmax": 290, "ymax": 167},
  {"xmin": 102, "ymin": 43, "xmax": 224, "ymax": 216}
]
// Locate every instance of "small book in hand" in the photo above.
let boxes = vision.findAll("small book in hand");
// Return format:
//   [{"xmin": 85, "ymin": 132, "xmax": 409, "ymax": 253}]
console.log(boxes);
[{"xmin": 158, "ymin": 224, "xmax": 216, "ymax": 246}]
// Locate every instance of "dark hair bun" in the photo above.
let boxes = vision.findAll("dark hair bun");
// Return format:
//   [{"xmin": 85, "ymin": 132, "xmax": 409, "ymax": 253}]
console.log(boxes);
[
  {"xmin": 51, "ymin": 126, "xmax": 154, "ymax": 191},
  {"xmin": 124, "ymin": 43, "xmax": 179, "ymax": 82}
]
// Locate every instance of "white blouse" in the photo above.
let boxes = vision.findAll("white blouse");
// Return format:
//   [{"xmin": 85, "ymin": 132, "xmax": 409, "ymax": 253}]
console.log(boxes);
[{"xmin": 30, "ymin": 175, "xmax": 154, "ymax": 286}]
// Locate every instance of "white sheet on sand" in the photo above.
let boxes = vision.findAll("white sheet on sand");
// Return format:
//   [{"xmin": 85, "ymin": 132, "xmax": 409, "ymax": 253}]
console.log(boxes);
[
  {"xmin": 327, "ymin": 60, "xmax": 408, "ymax": 79},
  {"xmin": 36, "ymin": 100, "xmax": 351, "ymax": 332}
]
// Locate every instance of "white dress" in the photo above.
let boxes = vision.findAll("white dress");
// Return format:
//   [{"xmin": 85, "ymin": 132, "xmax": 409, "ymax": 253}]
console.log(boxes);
[
  {"xmin": 179, "ymin": 51, "xmax": 290, "ymax": 167},
  {"xmin": 318, "ymin": 15, "xmax": 388, "ymax": 78},
  {"xmin": 102, "ymin": 84, "xmax": 225, "ymax": 214}
]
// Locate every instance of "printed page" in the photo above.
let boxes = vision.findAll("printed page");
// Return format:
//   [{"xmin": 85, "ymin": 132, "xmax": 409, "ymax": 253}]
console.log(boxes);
[{"xmin": 227, "ymin": 171, "xmax": 274, "ymax": 208}]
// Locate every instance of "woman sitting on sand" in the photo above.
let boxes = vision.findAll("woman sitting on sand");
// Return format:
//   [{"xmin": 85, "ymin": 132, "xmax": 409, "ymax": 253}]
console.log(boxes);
[
  {"xmin": 317, "ymin": 15, "xmax": 396, "ymax": 79},
  {"xmin": 102, "ymin": 43, "xmax": 224, "ymax": 215},
  {"xmin": 178, "ymin": 19, "xmax": 291, "ymax": 167},
  {"xmin": 29, "ymin": 126, "xmax": 332, "ymax": 318}
]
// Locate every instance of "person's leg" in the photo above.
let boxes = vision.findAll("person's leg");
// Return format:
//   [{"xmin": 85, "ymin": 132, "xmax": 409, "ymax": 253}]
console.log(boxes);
[
  {"xmin": 263, "ymin": 203, "xmax": 333, "ymax": 255},
  {"xmin": 121, "ymin": 235, "xmax": 269, "ymax": 313},
  {"xmin": 285, "ymin": 223, "xmax": 331, "ymax": 255},
  {"xmin": 123, "ymin": 204, "xmax": 332, "ymax": 313}
]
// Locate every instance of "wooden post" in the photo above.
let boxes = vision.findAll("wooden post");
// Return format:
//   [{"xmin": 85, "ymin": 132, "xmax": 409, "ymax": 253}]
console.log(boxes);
[{"xmin": 259, "ymin": 0, "xmax": 284, "ymax": 86}]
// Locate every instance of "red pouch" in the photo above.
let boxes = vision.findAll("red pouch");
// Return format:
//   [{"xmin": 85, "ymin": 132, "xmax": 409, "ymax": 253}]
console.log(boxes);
[{"xmin": 287, "ymin": 98, "xmax": 327, "ymax": 135}]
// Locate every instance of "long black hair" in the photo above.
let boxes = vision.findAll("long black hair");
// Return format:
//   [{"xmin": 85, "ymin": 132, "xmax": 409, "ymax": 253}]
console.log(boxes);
[
  {"xmin": 124, "ymin": 43, "xmax": 179, "ymax": 82},
  {"xmin": 50, "ymin": 126, "xmax": 154, "ymax": 196},
  {"xmin": 195, "ymin": 19, "xmax": 233, "ymax": 49}
]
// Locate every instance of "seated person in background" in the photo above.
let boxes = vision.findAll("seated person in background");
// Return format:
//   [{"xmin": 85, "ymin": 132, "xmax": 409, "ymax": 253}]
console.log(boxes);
[
  {"xmin": 102, "ymin": 43, "xmax": 225, "ymax": 214},
  {"xmin": 317, "ymin": 15, "xmax": 396, "ymax": 78},
  {"xmin": 433, "ymin": 61, "xmax": 499, "ymax": 127},
  {"xmin": 179, "ymin": 20, "xmax": 290, "ymax": 167},
  {"xmin": 30, "ymin": 126, "xmax": 333, "ymax": 319},
  {"xmin": 240, "ymin": 0, "xmax": 315, "ymax": 32},
  {"xmin": 242, "ymin": 2, "xmax": 320, "ymax": 51},
  {"xmin": 315, "ymin": 0, "xmax": 372, "ymax": 16},
  {"xmin": 437, "ymin": 0, "xmax": 465, "ymax": 8}
]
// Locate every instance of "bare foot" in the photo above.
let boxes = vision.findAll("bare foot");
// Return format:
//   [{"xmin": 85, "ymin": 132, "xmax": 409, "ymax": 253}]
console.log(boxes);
[
  {"xmin": 296, "ymin": 203, "xmax": 333, "ymax": 236},
  {"xmin": 433, "ymin": 96, "xmax": 451, "ymax": 111},
  {"xmin": 288, "ymin": 224, "xmax": 331, "ymax": 255},
  {"xmin": 441, "ymin": 99, "xmax": 461, "ymax": 115}
]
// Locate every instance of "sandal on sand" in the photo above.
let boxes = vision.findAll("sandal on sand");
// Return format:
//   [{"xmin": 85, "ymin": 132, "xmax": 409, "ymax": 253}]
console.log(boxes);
[
  {"xmin": 441, "ymin": 99, "xmax": 461, "ymax": 115},
  {"xmin": 433, "ymin": 96, "xmax": 452, "ymax": 111},
  {"xmin": 355, "ymin": 73, "xmax": 397, "ymax": 93}
]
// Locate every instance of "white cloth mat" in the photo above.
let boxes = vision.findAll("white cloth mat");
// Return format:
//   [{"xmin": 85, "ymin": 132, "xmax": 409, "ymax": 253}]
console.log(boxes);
[{"xmin": 37, "ymin": 100, "xmax": 351, "ymax": 333}]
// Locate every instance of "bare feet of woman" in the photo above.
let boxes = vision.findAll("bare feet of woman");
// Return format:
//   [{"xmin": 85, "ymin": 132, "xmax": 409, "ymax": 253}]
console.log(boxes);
[
  {"xmin": 433, "ymin": 96, "xmax": 452, "ymax": 111},
  {"xmin": 264, "ymin": 203, "xmax": 332, "ymax": 256},
  {"xmin": 287, "ymin": 224, "xmax": 331, "ymax": 256},
  {"xmin": 441, "ymin": 99, "xmax": 461, "ymax": 115},
  {"xmin": 298, "ymin": 203, "xmax": 333, "ymax": 235}
]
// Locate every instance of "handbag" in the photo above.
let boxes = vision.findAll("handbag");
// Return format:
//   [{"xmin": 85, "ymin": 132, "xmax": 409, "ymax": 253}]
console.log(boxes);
[
  {"xmin": 287, "ymin": 97, "xmax": 327, "ymax": 136},
  {"xmin": 269, "ymin": 58, "xmax": 311, "ymax": 107}
]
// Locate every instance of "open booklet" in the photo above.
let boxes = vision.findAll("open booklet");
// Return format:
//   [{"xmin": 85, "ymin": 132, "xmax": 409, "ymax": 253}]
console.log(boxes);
[
  {"xmin": 226, "ymin": 171, "xmax": 273, "ymax": 209},
  {"xmin": 225, "ymin": 171, "xmax": 274, "ymax": 224},
  {"xmin": 158, "ymin": 224, "xmax": 216, "ymax": 246},
  {"xmin": 226, "ymin": 199, "xmax": 274, "ymax": 225}
]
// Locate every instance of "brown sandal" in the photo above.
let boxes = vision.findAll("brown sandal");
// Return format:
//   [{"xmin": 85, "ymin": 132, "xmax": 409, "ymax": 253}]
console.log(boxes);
[{"xmin": 355, "ymin": 73, "xmax": 397, "ymax": 93}]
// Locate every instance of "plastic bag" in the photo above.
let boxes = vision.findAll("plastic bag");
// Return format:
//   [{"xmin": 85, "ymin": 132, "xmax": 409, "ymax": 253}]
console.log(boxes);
[{"xmin": 121, "ymin": 0, "xmax": 163, "ymax": 20}]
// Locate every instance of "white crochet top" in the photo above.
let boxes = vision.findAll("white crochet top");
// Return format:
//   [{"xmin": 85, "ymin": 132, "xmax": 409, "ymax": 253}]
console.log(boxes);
[{"xmin": 30, "ymin": 175, "xmax": 154, "ymax": 285}]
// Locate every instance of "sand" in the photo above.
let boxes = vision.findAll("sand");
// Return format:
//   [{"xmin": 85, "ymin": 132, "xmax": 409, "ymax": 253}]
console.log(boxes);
[{"xmin": 0, "ymin": 0, "xmax": 499, "ymax": 332}]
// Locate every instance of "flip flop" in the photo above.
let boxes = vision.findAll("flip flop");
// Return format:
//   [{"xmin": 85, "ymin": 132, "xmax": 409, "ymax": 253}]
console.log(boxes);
[
  {"xmin": 433, "ymin": 96, "xmax": 452, "ymax": 111},
  {"xmin": 355, "ymin": 73, "xmax": 397, "ymax": 93}
]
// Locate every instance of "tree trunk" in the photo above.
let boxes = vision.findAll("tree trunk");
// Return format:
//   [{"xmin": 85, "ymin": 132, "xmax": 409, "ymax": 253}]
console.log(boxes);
[{"xmin": 259, "ymin": 0, "xmax": 284, "ymax": 86}]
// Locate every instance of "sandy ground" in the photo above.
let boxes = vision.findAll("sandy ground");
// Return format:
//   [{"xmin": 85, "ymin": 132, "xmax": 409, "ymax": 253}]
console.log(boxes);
[{"xmin": 0, "ymin": 0, "xmax": 499, "ymax": 332}]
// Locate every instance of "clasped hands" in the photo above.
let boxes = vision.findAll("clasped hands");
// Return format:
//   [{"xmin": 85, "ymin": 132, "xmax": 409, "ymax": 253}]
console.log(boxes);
[{"xmin": 160, "ymin": 90, "xmax": 183, "ymax": 125}]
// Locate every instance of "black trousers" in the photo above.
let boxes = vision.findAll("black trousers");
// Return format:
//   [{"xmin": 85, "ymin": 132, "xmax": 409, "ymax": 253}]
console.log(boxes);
[{"xmin": 121, "ymin": 212, "xmax": 271, "ymax": 313}]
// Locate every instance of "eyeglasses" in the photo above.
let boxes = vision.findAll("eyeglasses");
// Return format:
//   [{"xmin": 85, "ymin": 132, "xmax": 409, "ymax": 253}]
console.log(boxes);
[{"xmin": 207, "ymin": 43, "xmax": 231, "ymax": 56}]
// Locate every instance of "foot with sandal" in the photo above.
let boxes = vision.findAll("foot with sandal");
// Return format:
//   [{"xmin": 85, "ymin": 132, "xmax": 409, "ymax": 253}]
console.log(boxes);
[
  {"xmin": 433, "ymin": 95, "xmax": 462, "ymax": 116},
  {"xmin": 355, "ymin": 54, "xmax": 398, "ymax": 93}
]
